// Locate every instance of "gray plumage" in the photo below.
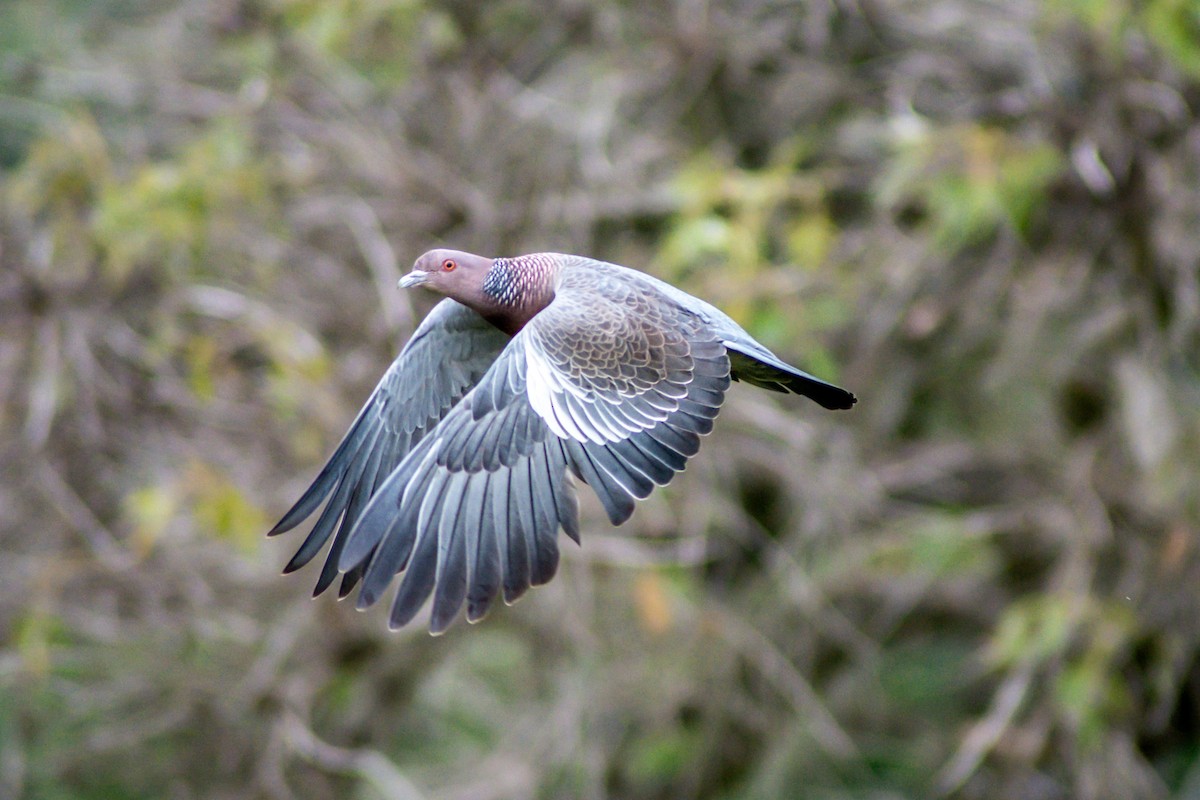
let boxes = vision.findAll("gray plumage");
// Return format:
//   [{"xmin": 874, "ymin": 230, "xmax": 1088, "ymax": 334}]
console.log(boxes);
[{"xmin": 270, "ymin": 250, "xmax": 855, "ymax": 633}]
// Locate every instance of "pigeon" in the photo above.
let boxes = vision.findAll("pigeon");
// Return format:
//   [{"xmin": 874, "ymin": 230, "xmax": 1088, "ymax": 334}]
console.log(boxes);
[{"xmin": 270, "ymin": 250, "xmax": 855, "ymax": 633}]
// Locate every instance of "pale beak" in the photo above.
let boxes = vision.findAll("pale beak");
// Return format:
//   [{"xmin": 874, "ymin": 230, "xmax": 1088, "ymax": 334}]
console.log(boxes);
[{"xmin": 398, "ymin": 270, "xmax": 429, "ymax": 289}]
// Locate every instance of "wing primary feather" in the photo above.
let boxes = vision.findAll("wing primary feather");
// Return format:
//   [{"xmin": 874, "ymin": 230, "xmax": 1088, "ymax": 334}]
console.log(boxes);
[
  {"xmin": 492, "ymin": 468, "xmax": 513, "ymax": 602},
  {"xmin": 528, "ymin": 452, "xmax": 560, "ymax": 586},
  {"xmin": 388, "ymin": 524, "xmax": 439, "ymax": 629},
  {"xmin": 356, "ymin": 458, "xmax": 443, "ymax": 609},
  {"xmin": 466, "ymin": 473, "xmax": 502, "ymax": 623},
  {"xmin": 503, "ymin": 461, "xmax": 533, "ymax": 604},
  {"xmin": 268, "ymin": 410, "xmax": 377, "ymax": 536},
  {"xmin": 430, "ymin": 473, "xmax": 471, "ymax": 634},
  {"xmin": 456, "ymin": 409, "xmax": 502, "ymax": 470},
  {"xmin": 498, "ymin": 405, "xmax": 525, "ymax": 468},
  {"xmin": 337, "ymin": 558, "xmax": 368, "ymax": 599},
  {"xmin": 650, "ymin": 420, "xmax": 702, "ymax": 457},
  {"xmin": 627, "ymin": 430, "xmax": 688, "ymax": 473},
  {"xmin": 563, "ymin": 439, "xmax": 636, "ymax": 525},
  {"xmin": 282, "ymin": 414, "xmax": 387, "ymax": 572},
  {"xmin": 310, "ymin": 433, "xmax": 389, "ymax": 594},
  {"xmin": 551, "ymin": 441, "xmax": 581, "ymax": 544},
  {"xmin": 338, "ymin": 438, "xmax": 436, "ymax": 572},
  {"xmin": 522, "ymin": 403, "xmax": 547, "ymax": 451},
  {"xmin": 338, "ymin": 475, "xmax": 402, "ymax": 576},
  {"xmin": 583, "ymin": 441, "xmax": 655, "ymax": 499},
  {"xmin": 281, "ymin": 469, "xmax": 360, "ymax": 576},
  {"xmin": 460, "ymin": 474, "xmax": 485, "ymax": 595},
  {"xmin": 281, "ymin": 485, "xmax": 346, "ymax": 574},
  {"xmin": 353, "ymin": 508, "xmax": 411, "ymax": 609},
  {"xmin": 383, "ymin": 465, "xmax": 457, "ymax": 624},
  {"xmin": 607, "ymin": 437, "xmax": 675, "ymax": 486}
]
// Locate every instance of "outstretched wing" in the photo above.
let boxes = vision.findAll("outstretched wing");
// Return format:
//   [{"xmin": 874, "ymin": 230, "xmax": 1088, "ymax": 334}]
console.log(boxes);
[
  {"xmin": 603, "ymin": 264, "xmax": 856, "ymax": 409},
  {"xmin": 340, "ymin": 262, "xmax": 732, "ymax": 633},
  {"xmin": 269, "ymin": 299, "xmax": 510, "ymax": 598}
]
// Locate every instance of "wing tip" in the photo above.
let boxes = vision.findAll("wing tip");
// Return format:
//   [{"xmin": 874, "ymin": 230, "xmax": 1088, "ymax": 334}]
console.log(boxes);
[
  {"xmin": 280, "ymin": 556, "xmax": 306, "ymax": 575},
  {"xmin": 387, "ymin": 605, "xmax": 424, "ymax": 631},
  {"xmin": 502, "ymin": 582, "xmax": 530, "ymax": 605},
  {"xmin": 465, "ymin": 600, "xmax": 494, "ymax": 624},
  {"xmin": 356, "ymin": 586, "xmax": 382, "ymax": 610}
]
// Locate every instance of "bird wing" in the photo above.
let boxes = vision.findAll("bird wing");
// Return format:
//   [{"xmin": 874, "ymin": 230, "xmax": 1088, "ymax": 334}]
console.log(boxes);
[
  {"xmin": 269, "ymin": 298, "xmax": 510, "ymax": 598},
  {"xmin": 599, "ymin": 263, "xmax": 856, "ymax": 409},
  {"xmin": 339, "ymin": 262, "xmax": 732, "ymax": 633}
]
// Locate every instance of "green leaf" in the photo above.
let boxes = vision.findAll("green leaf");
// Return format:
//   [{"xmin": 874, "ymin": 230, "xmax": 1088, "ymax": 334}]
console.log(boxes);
[
  {"xmin": 125, "ymin": 484, "xmax": 179, "ymax": 556},
  {"xmin": 189, "ymin": 463, "xmax": 266, "ymax": 554},
  {"xmin": 1143, "ymin": 0, "xmax": 1200, "ymax": 79},
  {"xmin": 987, "ymin": 595, "xmax": 1073, "ymax": 668},
  {"xmin": 627, "ymin": 727, "xmax": 700, "ymax": 785}
]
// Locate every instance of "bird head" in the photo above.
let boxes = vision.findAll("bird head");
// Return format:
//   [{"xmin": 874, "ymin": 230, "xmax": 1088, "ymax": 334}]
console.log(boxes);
[{"xmin": 399, "ymin": 249, "xmax": 493, "ymax": 298}]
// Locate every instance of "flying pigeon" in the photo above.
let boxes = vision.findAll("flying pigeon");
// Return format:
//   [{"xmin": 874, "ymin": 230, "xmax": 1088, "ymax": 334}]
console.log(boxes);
[{"xmin": 270, "ymin": 250, "xmax": 855, "ymax": 633}]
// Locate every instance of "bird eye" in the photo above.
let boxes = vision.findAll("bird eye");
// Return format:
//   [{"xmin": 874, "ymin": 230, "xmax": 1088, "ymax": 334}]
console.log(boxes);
[{"xmin": 442, "ymin": 259, "xmax": 456, "ymax": 271}]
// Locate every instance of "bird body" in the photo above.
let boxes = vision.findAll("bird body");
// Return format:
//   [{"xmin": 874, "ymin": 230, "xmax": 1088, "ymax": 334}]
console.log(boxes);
[{"xmin": 271, "ymin": 250, "xmax": 855, "ymax": 633}]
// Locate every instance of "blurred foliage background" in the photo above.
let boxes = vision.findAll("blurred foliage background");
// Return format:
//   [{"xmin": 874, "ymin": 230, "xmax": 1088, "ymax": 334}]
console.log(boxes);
[{"xmin": 2, "ymin": 0, "xmax": 1200, "ymax": 798}]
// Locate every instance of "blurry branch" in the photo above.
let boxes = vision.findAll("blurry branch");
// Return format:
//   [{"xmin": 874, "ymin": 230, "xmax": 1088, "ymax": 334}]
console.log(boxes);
[
  {"xmin": 183, "ymin": 284, "xmax": 325, "ymax": 359},
  {"xmin": 534, "ymin": 185, "xmax": 678, "ymax": 230},
  {"xmin": 23, "ymin": 317, "xmax": 59, "ymax": 448},
  {"xmin": 84, "ymin": 694, "xmax": 194, "ymax": 755},
  {"xmin": 292, "ymin": 196, "xmax": 410, "ymax": 331},
  {"xmin": 726, "ymin": 396, "xmax": 817, "ymax": 451},
  {"xmin": 445, "ymin": 751, "xmax": 538, "ymax": 800},
  {"xmin": 566, "ymin": 531, "xmax": 708, "ymax": 568},
  {"xmin": 0, "ymin": 729, "xmax": 24, "ymax": 800},
  {"xmin": 154, "ymin": 79, "xmax": 242, "ymax": 118},
  {"xmin": 235, "ymin": 603, "xmax": 312, "ymax": 703},
  {"xmin": 36, "ymin": 459, "xmax": 131, "ymax": 570},
  {"xmin": 713, "ymin": 607, "xmax": 860, "ymax": 761},
  {"xmin": 400, "ymin": 143, "xmax": 502, "ymax": 232},
  {"xmin": 873, "ymin": 442, "xmax": 980, "ymax": 495},
  {"xmin": 1070, "ymin": 139, "xmax": 1116, "ymax": 196},
  {"xmin": 763, "ymin": 537, "xmax": 881, "ymax": 662},
  {"xmin": 693, "ymin": 428, "xmax": 880, "ymax": 660},
  {"xmin": 934, "ymin": 661, "xmax": 1035, "ymax": 795},
  {"xmin": 281, "ymin": 712, "xmax": 427, "ymax": 800},
  {"xmin": 343, "ymin": 197, "xmax": 408, "ymax": 331}
]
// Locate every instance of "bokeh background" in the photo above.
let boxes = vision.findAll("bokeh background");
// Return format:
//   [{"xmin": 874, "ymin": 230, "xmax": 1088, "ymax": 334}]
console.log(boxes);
[{"xmin": 3, "ymin": 1, "xmax": 1200, "ymax": 798}]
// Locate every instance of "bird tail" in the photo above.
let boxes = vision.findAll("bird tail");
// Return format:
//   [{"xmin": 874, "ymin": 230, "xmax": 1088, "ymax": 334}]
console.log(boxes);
[{"xmin": 725, "ymin": 344, "xmax": 856, "ymax": 410}]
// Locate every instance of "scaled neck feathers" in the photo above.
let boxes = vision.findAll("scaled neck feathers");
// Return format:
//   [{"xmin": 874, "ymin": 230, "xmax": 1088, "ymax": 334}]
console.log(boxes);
[{"xmin": 478, "ymin": 254, "xmax": 560, "ymax": 335}]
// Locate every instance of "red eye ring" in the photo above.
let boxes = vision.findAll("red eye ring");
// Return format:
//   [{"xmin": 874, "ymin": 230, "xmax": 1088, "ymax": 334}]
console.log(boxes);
[{"xmin": 442, "ymin": 259, "xmax": 457, "ymax": 271}]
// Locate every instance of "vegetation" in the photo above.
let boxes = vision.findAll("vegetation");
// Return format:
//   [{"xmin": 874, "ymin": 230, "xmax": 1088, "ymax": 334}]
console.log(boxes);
[{"xmin": 2, "ymin": 1, "xmax": 1199, "ymax": 798}]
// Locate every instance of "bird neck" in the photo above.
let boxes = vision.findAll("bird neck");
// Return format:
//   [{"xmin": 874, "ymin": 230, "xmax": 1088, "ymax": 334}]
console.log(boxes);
[{"xmin": 477, "ymin": 255, "xmax": 558, "ymax": 335}]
